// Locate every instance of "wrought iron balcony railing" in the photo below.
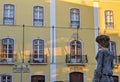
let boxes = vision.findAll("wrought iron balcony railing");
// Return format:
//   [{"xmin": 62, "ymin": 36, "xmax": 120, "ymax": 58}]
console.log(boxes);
[
  {"xmin": 29, "ymin": 54, "xmax": 47, "ymax": 64},
  {"xmin": 66, "ymin": 54, "xmax": 88, "ymax": 65},
  {"xmin": 0, "ymin": 54, "xmax": 17, "ymax": 64}
]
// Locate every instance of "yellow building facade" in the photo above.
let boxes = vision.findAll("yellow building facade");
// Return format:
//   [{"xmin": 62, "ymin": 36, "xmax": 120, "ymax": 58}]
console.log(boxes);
[
  {"xmin": 99, "ymin": 1, "xmax": 120, "ymax": 82},
  {"xmin": 0, "ymin": 0, "xmax": 119, "ymax": 82}
]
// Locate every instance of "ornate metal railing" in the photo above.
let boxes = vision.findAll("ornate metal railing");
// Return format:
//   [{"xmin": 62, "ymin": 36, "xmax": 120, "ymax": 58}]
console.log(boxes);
[
  {"xmin": 66, "ymin": 54, "xmax": 88, "ymax": 65},
  {"xmin": 28, "ymin": 54, "xmax": 47, "ymax": 64}
]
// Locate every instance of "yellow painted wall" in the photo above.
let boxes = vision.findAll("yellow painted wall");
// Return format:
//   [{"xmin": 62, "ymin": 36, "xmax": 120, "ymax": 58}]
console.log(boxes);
[
  {"xmin": 0, "ymin": 0, "xmax": 50, "ymax": 26},
  {"xmin": 0, "ymin": 0, "xmax": 120, "ymax": 82},
  {"xmin": 56, "ymin": 0, "xmax": 96, "ymax": 82},
  {"xmin": 0, "ymin": 0, "xmax": 50, "ymax": 82},
  {"xmin": 99, "ymin": 1, "xmax": 120, "ymax": 76}
]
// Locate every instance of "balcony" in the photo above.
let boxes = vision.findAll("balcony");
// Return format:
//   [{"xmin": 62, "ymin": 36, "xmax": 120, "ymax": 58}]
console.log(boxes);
[
  {"xmin": 0, "ymin": 54, "xmax": 17, "ymax": 64},
  {"xmin": 66, "ymin": 54, "xmax": 88, "ymax": 65},
  {"xmin": 29, "ymin": 54, "xmax": 47, "ymax": 64}
]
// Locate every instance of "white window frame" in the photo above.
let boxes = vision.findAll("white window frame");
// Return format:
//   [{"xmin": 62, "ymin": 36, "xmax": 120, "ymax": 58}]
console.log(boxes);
[
  {"xmin": 0, "ymin": 74, "xmax": 13, "ymax": 82},
  {"xmin": 32, "ymin": 38, "xmax": 45, "ymax": 62},
  {"xmin": 3, "ymin": 4, "xmax": 15, "ymax": 25},
  {"xmin": 1, "ymin": 38, "xmax": 14, "ymax": 63},
  {"xmin": 104, "ymin": 10, "xmax": 114, "ymax": 28},
  {"xmin": 69, "ymin": 40, "xmax": 83, "ymax": 55},
  {"xmin": 33, "ymin": 6, "xmax": 44, "ymax": 26},
  {"xmin": 70, "ymin": 8, "xmax": 80, "ymax": 28}
]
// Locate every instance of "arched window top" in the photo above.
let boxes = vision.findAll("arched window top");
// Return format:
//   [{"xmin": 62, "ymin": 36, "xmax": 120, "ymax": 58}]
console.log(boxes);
[
  {"xmin": 33, "ymin": 6, "xmax": 43, "ymax": 8},
  {"xmin": 33, "ymin": 38, "xmax": 44, "ymax": 41},
  {"xmin": 33, "ymin": 39, "xmax": 44, "ymax": 45},
  {"xmin": 70, "ymin": 71, "xmax": 83, "ymax": 74},
  {"xmin": 104, "ymin": 10, "xmax": 113, "ymax": 16},
  {"xmin": 70, "ymin": 40, "xmax": 81, "ymax": 48},
  {"xmin": 105, "ymin": 10, "xmax": 113, "ymax": 12},
  {"xmin": 70, "ymin": 40, "xmax": 81, "ymax": 44},
  {"xmin": 4, "ymin": 4, "xmax": 15, "ymax": 10},
  {"xmin": 70, "ymin": 8, "xmax": 80, "ymax": 14},
  {"xmin": 2, "ymin": 38, "xmax": 14, "ymax": 44},
  {"xmin": 33, "ymin": 6, "xmax": 44, "ymax": 11},
  {"xmin": 4, "ymin": 4, "xmax": 14, "ymax": 7}
]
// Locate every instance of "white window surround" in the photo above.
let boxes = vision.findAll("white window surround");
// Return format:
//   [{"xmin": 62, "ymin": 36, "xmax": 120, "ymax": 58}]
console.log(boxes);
[
  {"xmin": 2, "ymin": 38, "xmax": 14, "ymax": 57},
  {"xmin": 104, "ymin": 10, "xmax": 114, "ymax": 29},
  {"xmin": 3, "ymin": 4, "xmax": 15, "ymax": 25},
  {"xmin": 30, "ymin": 38, "xmax": 46, "ymax": 63},
  {"xmin": 68, "ymin": 39, "xmax": 84, "ymax": 56},
  {"xmin": 32, "ymin": 38, "xmax": 45, "ymax": 56},
  {"xmin": 0, "ymin": 37, "xmax": 15, "ymax": 64},
  {"xmin": 33, "ymin": 5, "xmax": 45, "ymax": 27},
  {"xmin": 0, "ymin": 74, "xmax": 13, "ymax": 82},
  {"xmin": 70, "ymin": 8, "xmax": 80, "ymax": 28}
]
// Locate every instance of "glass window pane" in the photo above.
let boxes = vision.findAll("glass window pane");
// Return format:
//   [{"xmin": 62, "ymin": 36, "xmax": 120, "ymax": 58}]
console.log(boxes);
[
  {"xmin": 105, "ymin": 10, "xmax": 114, "ymax": 28},
  {"xmin": 70, "ymin": 8, "xmax": 80, "ymax": 27},
  {"xmin": 4, "ymin": 4, "xmax": 14, "ymax": 25},
  {"xmin": 33, "ymin": 6, "xmax": 44, "ymax": 26}
]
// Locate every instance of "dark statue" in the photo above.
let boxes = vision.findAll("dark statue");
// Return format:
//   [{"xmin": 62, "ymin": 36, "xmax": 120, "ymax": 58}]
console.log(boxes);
[{"xmin": 92, "ymin": 35, "xmax": 114, "ymax": 82}]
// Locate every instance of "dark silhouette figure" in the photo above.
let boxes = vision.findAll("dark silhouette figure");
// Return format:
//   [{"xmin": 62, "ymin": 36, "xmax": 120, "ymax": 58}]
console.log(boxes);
[{"xmin": 92, "ymin": 35, "xmax": 114, "ymax": 82}]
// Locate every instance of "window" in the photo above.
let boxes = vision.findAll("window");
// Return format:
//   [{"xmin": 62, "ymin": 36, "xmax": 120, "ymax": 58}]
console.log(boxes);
[
  {"xmin": 0, "ymin": 38, "xmax": 14, "ymax": 63},
  {"xmin": 104, "ymin": 10, "xmax": 114, "ymax": 28},
  {"xmin": 31, "ymin": 75, "xmax": 45, "ymax": 82},
  {"xmin": 3, "ymin": 4, "xmax": 15, "ymax": 25},
  {"xmin": 70, "ymin": 8, "xmax": 80, "ymax": 27},
  {"xmin": 109, "ymin": 41, "xmax": 116, "ymax": 63},
  {"xmin": 0, "ymin": 75, "xmax": 12, "ymax": 82},
  {"xmin": 109, "ymin": 41, "xmax": 116, "ymax": 56},
  {"xmin": 33, "ymin": 6, "xmax": 44, "ymax": 26},
  {"xmin": 32, "ymin": 39, "xmax": 44, "ymax": 63},
  {"xmin": 70, "ymin": 40, "xmax": 82, "ymax": 56}
]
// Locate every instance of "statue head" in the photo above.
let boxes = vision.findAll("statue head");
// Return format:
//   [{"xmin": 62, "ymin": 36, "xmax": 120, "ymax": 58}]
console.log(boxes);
[{"xmin": 96, "ymin": 35, "xmax": 110, "ymax": 48}]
